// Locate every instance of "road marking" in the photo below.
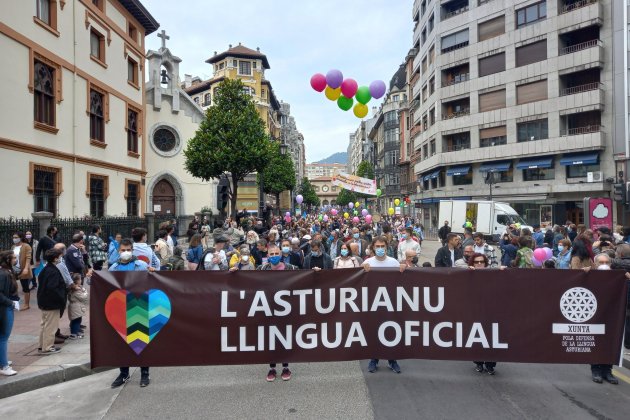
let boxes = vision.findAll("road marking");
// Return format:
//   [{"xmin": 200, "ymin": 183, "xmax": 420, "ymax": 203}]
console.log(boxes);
[{"xmin": 612, "ymin": 368, "xmax": 630, "ymax": 385}]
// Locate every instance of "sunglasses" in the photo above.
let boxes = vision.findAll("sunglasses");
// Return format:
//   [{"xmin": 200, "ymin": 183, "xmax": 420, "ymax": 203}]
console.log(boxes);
[{"xmin": 473, "ymin": 260, "xmax": 486, "ymax": 265}]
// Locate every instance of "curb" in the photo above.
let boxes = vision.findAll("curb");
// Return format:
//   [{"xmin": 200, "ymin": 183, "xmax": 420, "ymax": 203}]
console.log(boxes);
[
  {"xmin": 0, "ymin": 361, "xmax": 113, "ymax": 400},
  {"xmin": 623, "ymin": 355, "xmax": 630, "ymax": 371}
]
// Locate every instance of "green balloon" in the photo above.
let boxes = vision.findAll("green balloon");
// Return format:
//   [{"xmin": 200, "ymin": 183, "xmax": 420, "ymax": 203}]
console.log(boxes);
[
  {"xmin": 337, "ymin": 95, "xmax": 353, "ymax": 111},
  {"xmin": 376, "ymin": 188, "xmax": 382, "ymax": 197},
  {"xmin": 355, "ymin": 86, "xmax": 372, "ymax": 105},
  {"xmin": 318, "ymin": 214, "xmax": 323, "ymax": 221},
  {"xmin": 353, "ymin": 210, "xmax": 358, "ymax": 215}
]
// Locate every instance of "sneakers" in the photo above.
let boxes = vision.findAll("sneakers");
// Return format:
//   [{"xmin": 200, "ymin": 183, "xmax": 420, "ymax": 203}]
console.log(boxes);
[
  {"xmin": 39, "ymin": 347, "xmax": 61, "ymax": 355},
  {"xmin": 266, "ymin": 368, "xmax": 277, "ymax": 382},
  {"xmin": 55, "ymin": 333, "xmax": 69, "ymax": 340},
  {"xmin": 0, "ymin": 366, "xmax": 17, "ymax": 376},
  {"xmin": 475, "ymin": 363, "xmax": 484, "ymax": 373},
  {"xmin": 367, "ymin": 360, "xmax": 378, "ymax": 373},
  {"xmin": 388, "ymin": 361, "xmax": 401, "ymax": 374},
  {"xmin": 68, "ymin": 334, "xmax": 84, "ymax": 340},
  {"xmin": 603, "ymin": 372, "xmax": 619, "ymax": 385},
  {"xmin": 592, "ymin": 373, "xmax": 603, "ymax": 384},
  {"xmin": 140, "ymin": 372, "xmax": 150, "ymax": 387},
  {"xmin": 486, "ymin": 366, "xmax": 496, "ymax": 376},
  {"xmin": 111, "ymin": 373, "xmax": 130, "ymax": 388},
  {"xmin": 281, "ymin": 367, "xmax": 292, "ymax": 381}
]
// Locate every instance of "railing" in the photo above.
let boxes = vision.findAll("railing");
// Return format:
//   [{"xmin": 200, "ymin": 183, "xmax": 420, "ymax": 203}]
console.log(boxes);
[
  {"xmin": 559, "ymin": 0, "xmax": 597, "ymax": 14},
  {"xmin": 443, "ymin": 143, "xmax": 471, "ymax": 153},
  {"xmin": 410, "ymin": 125, "xmax": 422, "ymax": 138},
  {"xmin": 410, "ymin": 99, "xmax": 420, "ymax": 110},
  {"xmin": 559, "ymin": 39, "xmax": 601, "ymax": 55},
  {"xmin": 384, "ymin": 120, "xmax": 399, "ymax": 130},
  {"xmin": 560, "ymin": 82, "xmax": 602, "ymax": 96},
  {"xmin": 442, "ymin": 73, "xmax": 469, "ymax": 87},
  {"xmin": 442, "ymin": 41, "xmax": 468, "ymax": 54},
  {"xmin": 443, "ymin": 5, "xmax": 469, "ymax": 20},
  {"xmin": 560, "ymin": 125, "xmax": 602, "ymax": 136},
  {"xmin": 480, "ymin": 136, "xmax": 507, "ymax": 147},
  {"xmin": 0, "ymin": 218, "xmax": 40, "ymax": 251},
  {"xmin": 383, "ymin": 141, "xmax": 399, "ymax": 152},
  {"xmin": 443, "ymin": 108, "xmax": 470, "ymax": 119},
  {"xmin": 52, "ymin": 216, "xmax": 148, "ymax": 246}
]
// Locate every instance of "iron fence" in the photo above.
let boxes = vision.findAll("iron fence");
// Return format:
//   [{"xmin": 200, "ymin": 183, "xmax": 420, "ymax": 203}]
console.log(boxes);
[
  {"xmin": 0, "ymin": 218, "xmax": 40, "ymax": 251},
  {"xmin": 51, "ymin": 216, "xmax": 147, "ymax": 246}
]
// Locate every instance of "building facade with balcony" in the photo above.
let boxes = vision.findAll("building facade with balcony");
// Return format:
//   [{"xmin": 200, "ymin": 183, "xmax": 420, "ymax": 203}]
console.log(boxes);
[
  {"xmin": 410, "ymin": 0, "xmax": 620, "ymax": 229},
  {"xmin": 305, "ymin": 163, "xmax": 346, "ymax": 180},
  {"xmin": 349, "ymin": 118, "xmax": 377, "ymax": 176}
]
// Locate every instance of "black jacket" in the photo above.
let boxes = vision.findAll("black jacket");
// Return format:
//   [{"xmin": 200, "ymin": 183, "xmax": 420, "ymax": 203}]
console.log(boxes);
[
  {"xmin": 435, "ymin": 246, "xmax": 463, "ymax": 267},
  {"xmin": 303, "ymin": 252, "xmax": 334, "ymax": 270},
  {"xmin": 438, "ymin": 225, "xmax": 451, "ymax": 240},
  {"xmin": 35, "ymin": 235, "xmax": 57, "ymax": 262},
  {"xmin": 37, "ymin": 264, "xmax": 67, "ymax": 310},
  {"xmin": 282, "ymin": 252, "xmax": 303, "ymax": 269}
]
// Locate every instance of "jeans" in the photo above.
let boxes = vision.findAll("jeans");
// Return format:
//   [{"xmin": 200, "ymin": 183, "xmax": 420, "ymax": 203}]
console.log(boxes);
[
  {"xmin": 1, "ymin": 306, "xmax": 15, "ymax": 367},
  {"xmin": 120, "ymin": 366, "xmax": 149, "ymax": 376},
  {"xmin": 269, "ymin": 363, "xmax": 288, "ymax": 368},
  {"xmin": 70, "ymin": 317, "xmax": 82, "ymax": 335}
]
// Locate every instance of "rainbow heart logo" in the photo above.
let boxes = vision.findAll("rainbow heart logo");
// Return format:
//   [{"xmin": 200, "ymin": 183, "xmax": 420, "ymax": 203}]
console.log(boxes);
[{"xmin": 104, "ymin": 289, "xmax": 171, "ymax": 355}]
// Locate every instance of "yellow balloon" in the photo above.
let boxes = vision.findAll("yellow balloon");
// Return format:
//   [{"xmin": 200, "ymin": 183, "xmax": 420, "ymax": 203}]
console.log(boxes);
[
  {"xmin": 394, "ymin": 198, "xmax": 400, "ymax": 206},
  {"xmin": 353, "ymin": 103, "xmax": 368, "ymax": 118},
  {"xmin": 355, "ymin": 201, "xmax": 360, "ymax": 208},
  {"xmin": 344, "ymin": 212, "xmax": 350, "ymax": 219},
  {"xmin": 325, "ymin": 86, "xmax": 341, "ymax": 101},
  {"xmin": 388, "ymin": 207, "xmax": 395, "ymax": 215}
]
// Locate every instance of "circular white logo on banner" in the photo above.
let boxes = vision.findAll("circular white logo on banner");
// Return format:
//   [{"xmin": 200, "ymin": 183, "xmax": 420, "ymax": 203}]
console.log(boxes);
[{"xmin": 560, "ymin": 287, "xmax": 597, "ymax": 323}]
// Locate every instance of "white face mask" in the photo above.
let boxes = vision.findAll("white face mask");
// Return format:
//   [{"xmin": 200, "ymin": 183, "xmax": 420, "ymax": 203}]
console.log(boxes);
[
  {"xmin": 120, "ymin": 251, "xmax": 133, "ymax": 261},
  {"xmin": 597, "ymin": 264, "xmax": 611, "ymax": 270},
  {"xmin": 241, "ymin": 255, "xmax": 250, "ymax": 263}
]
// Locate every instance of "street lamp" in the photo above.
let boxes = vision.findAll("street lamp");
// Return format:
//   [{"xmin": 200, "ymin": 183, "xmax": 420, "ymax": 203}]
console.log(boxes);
[{"xmin": 485, "ymin": 171, "xmax": 497, "ymax": 201}]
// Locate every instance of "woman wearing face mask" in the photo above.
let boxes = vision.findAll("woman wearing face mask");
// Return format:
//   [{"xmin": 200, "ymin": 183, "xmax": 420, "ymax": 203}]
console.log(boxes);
[
  {"xmin": 24, "ymin": 231, "xmax": 38, "ymax": 290},
  {"xmin": 229, "ymin": 246, "xmax": 256, "ymax": 271},
  {"xmin": 0, "ymin": 251, "xmax": 20, "ymax": 376},
  {"xmin": 556, "ymin": 239, "xmax": 572, "ymax": 269},
  {"xmin": 333, "ymin": 243, "xmax": 360, "ymax": 269},
  {"xmin": 12, "ymin": 232, "xmax": 32, "ymax": 311}
]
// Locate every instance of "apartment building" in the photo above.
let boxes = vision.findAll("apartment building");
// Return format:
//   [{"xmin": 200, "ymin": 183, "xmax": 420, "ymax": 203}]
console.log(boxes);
[
  {"xmin": 410, "ymin": 0, "xmax": 624, "ymax": 228},
  {"xmin": 305, "ymin": 163, "xmax": 346, "ymax": 180}
]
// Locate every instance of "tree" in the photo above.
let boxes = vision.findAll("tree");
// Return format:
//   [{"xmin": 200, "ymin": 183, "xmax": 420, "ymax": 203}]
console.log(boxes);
[
  {"xmin": 355, "ymin": 160, "xmax": 376, "ymax": 206},
  {"xmin": 184, "ymin": 79, "xmax": 273, "ymax": 218},
  {"xmin": 257, "ymin": 142, "xmax": 296, "ymax": 209},
  {"xmin": 297, "ymin": 177, "xmax": 320, "ymax": 210},
  {"xmin": 336, "ymin": 188, "xmax": 357, "ymax": 207}
]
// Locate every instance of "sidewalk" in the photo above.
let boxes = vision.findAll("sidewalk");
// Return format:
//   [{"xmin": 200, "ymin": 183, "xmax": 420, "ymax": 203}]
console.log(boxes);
[{"xmin": 0, "ymin": 284, "xmax": 102, "ymax": 399}]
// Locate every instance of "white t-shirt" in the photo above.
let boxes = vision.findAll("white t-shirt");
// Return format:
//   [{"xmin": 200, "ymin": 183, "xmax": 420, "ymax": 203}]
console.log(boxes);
[
  {"xmin": 203, "ymin": 250, "xmax": 226, "ymax": 270},
  {"xmin": 364, "ymin": 256, "xmax": 400, "ymax": 268},
  {"xmin": 13, "ymin": 245, "xmax": 22, "ymax": 269}
]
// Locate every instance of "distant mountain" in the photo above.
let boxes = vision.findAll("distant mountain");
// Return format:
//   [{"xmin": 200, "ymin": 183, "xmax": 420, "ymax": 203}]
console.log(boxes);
[{"xmin": 315, "ymin": 152, "xmax": 347, "ymax": 164}]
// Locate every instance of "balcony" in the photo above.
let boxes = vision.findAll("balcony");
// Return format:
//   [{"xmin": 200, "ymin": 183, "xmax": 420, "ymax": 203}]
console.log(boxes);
[
  {"xmin": 383, "ymin": 141, "xmax": 399, "ymax": 152},
  {"xmin": 480, "ymin": 136, "xmax": 507, "ymax": 147},
  {"xmin": 560, "ymin": 125, "xmax": 602, "ymax": 136},
  {"xmin": 560, "ymin": 39, "xmax": 601, "ymax": 55},
  {"xmin": 560, "ymin": 82, "xmax": 601, "ymax": 96},
  {"xmin": 441, "ymin": 0, "xmax": 469, "ymax": 20},
  {"xmin": 442, "ymin": 72, "xmax": 469, "ymax": 87},
  {"xmin": 442, "ymin": 132, "xmax": 471, "ymax": 153},
  {"xmin": 559, "ymin": 0, "xmax": 597, "ymax": 15},
  {"xmin": 560, "ymin": 110, "xmax": 602, "ymax": 137},
  {"xmin": 559, "ymin": 25, "xmax": 600, "ymax": 55}
]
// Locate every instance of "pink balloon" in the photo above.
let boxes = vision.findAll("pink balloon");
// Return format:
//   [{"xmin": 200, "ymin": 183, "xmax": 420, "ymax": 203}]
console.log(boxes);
[
  {"xmin": 352, "ymin": 216, "xmax": 360, "ymax": 224},
  {"xmin": 323, "ymin": 215, "xmax": 329, "ymax": 222},
  {"xmin": 310, "ymin": 73, "xmax": 327, "ymax": 92},
  {"xmin": 331, "ymin": 209, "xmax": 338, "ymax": 215},
  {"xmin": 340, "ymin": 78, "xmax": 358, "ymax": 98},
  {"xmin": 365, "ymin": 215, "xmax": 372, "ymax": 223},
  {"xmin": 285, "ymin": 211, "xmax": 290, "ymax": 217},
  {"xmin": 348, "ymin": 202, "xmax": 354, "ymax": 209},
  {"xmin": 533, "ymin": 248, "xmax": 547, "ymax": 262},
  {"xmin": 544, "ymin": 247, "xmax": 553, "ymax": 260},
  {"xmin": 532, "ymin": 256, "xmax": 543, "ymax": 267}
]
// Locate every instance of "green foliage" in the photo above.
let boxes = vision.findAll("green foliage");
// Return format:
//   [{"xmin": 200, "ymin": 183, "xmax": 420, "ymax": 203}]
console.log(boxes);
[
  {"xmin": 298, "ymin": 178, "xmax": 320, "ymax": 208},
  {"xmin": 184, "ymin": 78, "xmax": 273, "ymax": 217},
  {"xmin": 354, "ymin": 160, "xmax": 375, "ymax": 200},
  {"xmin": 257, "ymin": 142, "xmax": 296, "ymax": 196},
  {"xmin": 336, "ymin": 188, "xmax": 357, "ymax": 207}
]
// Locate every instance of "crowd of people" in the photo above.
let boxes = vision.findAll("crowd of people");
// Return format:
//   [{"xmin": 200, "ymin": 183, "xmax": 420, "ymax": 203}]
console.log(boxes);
[{"xmin": 1, "ymin": 212, "xmax": 629, "ymax": 387}]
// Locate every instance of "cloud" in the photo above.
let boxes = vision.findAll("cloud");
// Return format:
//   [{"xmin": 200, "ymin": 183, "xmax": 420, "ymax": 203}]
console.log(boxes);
[
  {"xmin": 142, "ymin": 0, "xmax": 412, "ymax": 162},
  {"xmin": 592, "ymin": 203, "xmax": 609, "ymax": 219}
]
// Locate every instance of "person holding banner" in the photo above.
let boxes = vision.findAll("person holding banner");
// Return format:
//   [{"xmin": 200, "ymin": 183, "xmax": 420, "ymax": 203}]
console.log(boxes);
[
  {"xmin": 362, "ymin": 236, "xmax": 407, "ymax": 374},
  {"xmin": 109, "ymin": 239, "xmax": 151, "ymax": 388}
]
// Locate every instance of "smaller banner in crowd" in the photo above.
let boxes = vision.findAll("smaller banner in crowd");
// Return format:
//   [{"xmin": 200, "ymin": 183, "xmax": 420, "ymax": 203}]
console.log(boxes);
[
  {"xmin": 331, "ymin": 172, "xmax": 377, "ymax": 195},
  {"xmin": 90, "ymin": 269, "xmax": 627, "ymax": 368}
]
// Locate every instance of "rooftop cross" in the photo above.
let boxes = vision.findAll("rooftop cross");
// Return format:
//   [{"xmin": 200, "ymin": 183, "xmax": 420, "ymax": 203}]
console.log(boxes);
[{"xmin": 157, "ymin": 29, "xmax": 170, "ymax": 49}]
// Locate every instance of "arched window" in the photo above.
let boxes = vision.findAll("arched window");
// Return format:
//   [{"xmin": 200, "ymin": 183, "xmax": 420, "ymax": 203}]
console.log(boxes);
[{"xmin": 203, "ymin": 93, "xmax": 211, "ymax": 106}]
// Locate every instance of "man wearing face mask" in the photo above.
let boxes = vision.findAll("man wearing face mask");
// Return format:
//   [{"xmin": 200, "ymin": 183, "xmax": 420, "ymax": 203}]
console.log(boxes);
[
  {"xmin": 397, "ymin": 227, "xmax": 422, "ymax": 263},
  {"xmin": 350, "ymin": 227, "xmax": 368, "ymax": 259},
  {"xmin": 455, "ymin": 245, "xmax": 475, "ymax": 268},
  {"xmin": 403, "ymin": 249, "xmax": 420, "ymax": 268},
  {"xmin": 303, "ymin": 240, "xmax": 333, "ymax": 271},
  {"xmin": 279, "ymin": 239, "xmax": 302, "ymax": 268}
]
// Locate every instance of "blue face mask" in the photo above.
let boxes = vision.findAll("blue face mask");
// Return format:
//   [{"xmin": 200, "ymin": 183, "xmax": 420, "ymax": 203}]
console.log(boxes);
[
  {"xmin": 268, "ymin": 255, "xmax": 282, "ymax": 265},
  {"xmin": 353, "ymin": 233, "xmax": 360, "ymax": 239},
  {"xmin": 375, "ymin": 248, "xmax": 386, "ymax": 258},
  {"xmin": 311, "ymin": 251, "xmax": 321, "ymax": 257},
  {"xmin": 281, "ymin": 246, "xmax": 291, "ymax": 254},
  {"xmin": 340, "ymin": 249, "xmax": 349, "ymax": 257}
]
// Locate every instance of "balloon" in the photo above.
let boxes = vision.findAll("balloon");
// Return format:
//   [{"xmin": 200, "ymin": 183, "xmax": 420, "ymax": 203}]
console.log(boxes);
[
  {"xmin": 355, "ymin": 201, "xmax": 360, "ymax": 208},
  {"xmin": 394, "ymin": 198, "xmax": 400, "ymax": 206},
  {"xmin": 355, "ymin": 86, "xmax": 372, "ymax": 104},
  {"xmin": 365, "ymin": 214, "xmax": 372, "ymax": 223},
  {"xmin": 340, "ymin": 78, "xmax": 358, "ymax": 98},
  {"xmin": 353, "ymin": 103, "xmax": 368, "ymax": 118},
  {"xmin": 325, "ymin": 86, "xmax": 341, "ymax": 101},
  {"xmin": 296, "ymin": 194, "xmax": 303, "ymax": 204},
  {"xmin": 533, "ymin": 248, "xmax": 547, "ymax": 262},
  {"xmin": 326, "ymin": 69, "xmax": 344, "ymax": 89},
  {"xmin": 532, "ymin": 256, "xmax": 543, "ymax": 267},
  {"xmin": 285, "ymin": 211, "xmax": 290, "ymax": 217},
  {"xmin": 331, "ymin": 208, "xmax": 338, "ymax": 215},
  {"xmin": 318, "ymin": 214, "xmax": 323, "ymax": 221},
  {"xmin": 348, "ymin": 202, "xmax": 354, "ymax": 209},
  {"xmin": 544, "ymin": 247, "xmax": 553, "ymax": 260},
  {"xmin": 323, "ymin": 215, "xmax": 329, "ymax": 222},
  {"xmin": 337, "ymin": 95, "xmax": 353, "ymax": 111},
  {"xmin": 376, "ymin": 188, "xmax": 382, "ymax": 197},
  {"xmin": 369, "ymin": 80, "xmax": 387, "ymax": 99},
  {"xmin": 344, "ymin": 212, "xmax": 349, "ymax": 219},
  {"xmin": 353, "ymin": 216, "xmax": 360, "ymax": 224},
  {"xmin": 353, "ymin": 210, "xmax": 358, "ymax": 216},
  {"xmin": 310, "ymin": 73, "xmax": 327, "ymax": 92},
  {"xmin": 361, "ymin": 209, "xmax": 368, "ymax": 216},
  {"xmin": 388, "ymin": 207, "xmax": 395, "ymax": 215}
]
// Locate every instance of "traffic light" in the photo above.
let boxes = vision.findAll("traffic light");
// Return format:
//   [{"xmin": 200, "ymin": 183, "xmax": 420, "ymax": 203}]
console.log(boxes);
[
  {"xmin": 216, "ymin": 177, "xmax": 230, "ymax": 214},
  {"xmin": 613, "ymin": 183, "xmax": 625, "ymax": 203}
]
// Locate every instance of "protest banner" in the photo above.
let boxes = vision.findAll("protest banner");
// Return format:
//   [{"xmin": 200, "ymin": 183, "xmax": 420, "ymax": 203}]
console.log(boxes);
[{"xmin": 331, "ymin": 172, "xmax": 377, "ymax": 195}]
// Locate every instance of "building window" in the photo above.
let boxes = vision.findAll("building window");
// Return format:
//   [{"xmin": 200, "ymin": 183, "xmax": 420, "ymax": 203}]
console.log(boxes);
[
  {"xmin": 219, "ymin": 62, "xmax": 225, "ymax": 70},
  {"xmin": 479, "ymin": 89, "xmax": 506, "ymax": 112},
  {"xmin": 453, "ymin": 172, "xmax": 473, "ymax": 185},
  {"xmin": 239, "ymin": 61, "xmax": 252, "ymax": 75},
  {"xmin": 497, "ymin": 169, "xmax": 514, "ymax": 183},
  {"xmin": 232, "ymin": 59, "xmax": 237, "ymax": 67},
  {"xmin": 441, "ymin": 29, "xmax": 469, "ymax": 53},
  {"xmin": 32, "ymin": 165, "xmax": 60, "ymax": 216},
  {"xmin": 516, "ymin": 80, "xmax": 548, "ymax": 105},
  {"xmin": 153, "ymin": 127, "xmax": 177, "ymax": 153},
  {"xmin": 430, "ymin": 139, "xmax": 436, "ymax": 156},
  {"xmin": 34, "ymin": 60, "xmax": 56, "ymax": 127},
  {"xmin": 126, "ymin": 181, "xmax": 140, "ymax": 216},
  {"xmin": 478, "ymin": 15, "xmax": 505, "ymax": 41},
  {"xmin": 128, "ymin": 22, "xmax": 137, "ymax": 42},
  {"xmin": 90, "ymin": 29, "xmax": 105, "ymax": 64},
  {"xmin": 127, "ymin": 108, "xmax": 139, "ymax": 153},
  {"xmin": 194, "ymin": 97, "xmax": 199, "ymax": 104},
  {"xmin": 516, "ymin": 40, "xmax": 547, "ymax": 67},
  {"xmin": 516, "ymin": 1, "xmax": 546, "ymax": 28},
  {"xmin": 480, "ymin": 125, "xmax": 507, "ymax": 147},
  {"xmin": 567, "ymin": 163, "xmax": 599, "ymax": 178},
  {"xmin": 203, "ymin": 93, "xmax": 211, "ymax": 106},
  {"xmin": 517, "ymin": 119, "xmax": 548, "ymax": 142},
  {"xmin": 478, "ymin": 52, "xmax": 505, "ymax": 77},
  {"xmin": 127, "ymin": 58, "xmax": 138, "ymax": 86},
  {"xmin": 523, "ymin": 168, "xmax": 554, "ymax": 181},
  {"xmin": 89, "ymin": 89, "xmax": 105, "ymax": 143},
  {"xmin": 253, "ymin": 61, "xmax": 257, "ymax": 69},
  {"xmin": 88, "ymin": 174, "xmax": 108, "ymax": 217},
  {"xmin": 36, "ymin": 0, "xmax": 51, "ymax": 25}
]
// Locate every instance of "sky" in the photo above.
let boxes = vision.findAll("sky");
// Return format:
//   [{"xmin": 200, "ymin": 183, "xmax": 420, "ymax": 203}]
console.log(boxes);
[{"xmin": 142, "ymin": 0, "xmax": 414, "ymax": 163}]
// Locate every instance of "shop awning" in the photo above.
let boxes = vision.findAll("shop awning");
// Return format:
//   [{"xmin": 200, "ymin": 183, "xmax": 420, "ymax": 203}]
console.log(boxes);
[
  {"xmin": 560, "ymin": 152, "xmax": 599, "ymax": 166},
  {"xmin": 422, "ymin": 169, "xmax": 442, "ymax": 182},
  {"xmin": 479, "ymin": 161, "xmax": 512, "ymax": 172},
  {"xmin": 515, "ymin": 157, "xmax": 553, "ymax": 170},
  {"xmin": 446, "ymin": 165, "xmax": 471, "ymax": 176}
]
